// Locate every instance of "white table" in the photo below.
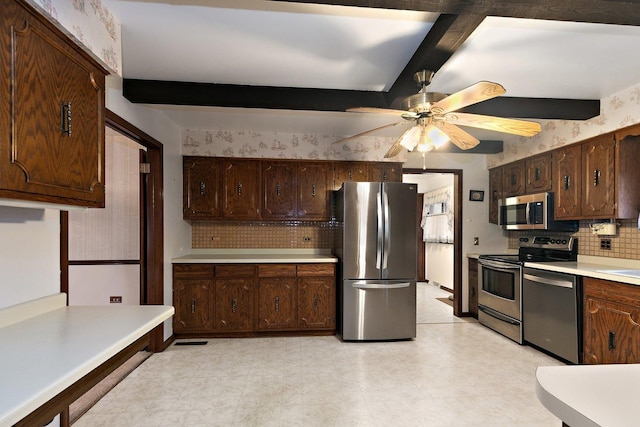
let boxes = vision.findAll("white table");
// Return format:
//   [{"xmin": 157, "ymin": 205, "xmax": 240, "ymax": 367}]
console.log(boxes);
[
  {"xmin": 536, "ymin": 364, "xmax": 640, "ymax": 427},
  {"xmin": 0, "ymin": 294, "xmax": 174, "ymax": 426}
]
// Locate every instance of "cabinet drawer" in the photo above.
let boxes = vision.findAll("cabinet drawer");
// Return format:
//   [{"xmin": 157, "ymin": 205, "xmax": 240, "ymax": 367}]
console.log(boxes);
[
  {"xmin": 297, "ymin": 264, "xmax": 335, "ymax": 276},
  {"xmin": 258, "ymin": 264, "xmax": 297, "ymax": 277},
  {"xmin": 173, "ymin": 264, "xmax": 214, "ymax": 278},
  {"xmin": 215, "ymin": 264, "xmax": 256, "ymax": 278}
]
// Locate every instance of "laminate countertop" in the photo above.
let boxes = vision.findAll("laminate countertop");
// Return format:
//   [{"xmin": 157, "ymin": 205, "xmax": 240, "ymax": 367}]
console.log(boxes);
[
  {"xmin": 525, "ymin": 255, "xmax": 640, "ymax": 286},
  {"xmin": 0, "ymin": 294, "xmax": 174, "ymax": 426},
  {"xmin": 173, "ymin": 249, "xmax": 338, "ymax": 264},
  {"xmin": 536, "ymin": 364, "xmax": 640, "ymax": 427}
]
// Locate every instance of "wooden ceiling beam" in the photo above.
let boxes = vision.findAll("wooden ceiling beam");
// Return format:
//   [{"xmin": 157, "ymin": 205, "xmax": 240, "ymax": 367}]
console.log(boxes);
[
  {"xmin": 267, "ymin": 0, "xmax": 640, "ymax": 26},
  {"xmin": 386, "ymin": 14, "xmax": 486, "ymax": 108}
]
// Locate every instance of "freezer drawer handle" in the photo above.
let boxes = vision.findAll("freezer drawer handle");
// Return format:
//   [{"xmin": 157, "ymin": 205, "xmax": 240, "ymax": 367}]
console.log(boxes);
[
  {"xmin": 352, "ymin": 282, "xmax": 410, "ymax": 289},
  {"xmin": 523, "ymin": 273, "xmax": 574, "ymax": 288}
]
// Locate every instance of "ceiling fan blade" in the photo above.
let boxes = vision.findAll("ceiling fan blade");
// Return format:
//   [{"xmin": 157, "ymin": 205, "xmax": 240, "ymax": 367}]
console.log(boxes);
[
  {"xmin": 446, "ymin": 112, "xmax": 542, "ymax": 136},
  {"xmin": 437, "ymin": 122, "xmax": 480, "ymax": 150},
  {"xmin": 331, "ymin": 121, "xmax": 411, "ymax": 145},
  {"xmin": 347, "ymin": 107, "xmax": 419, "ymax": 119},
  {"xmin": 384, "ymin": 141, "xmax": 405, "ymax": 158},
  {"xmin": 431, "ymin": 81, "xmax": 506, "ymax": 115}
]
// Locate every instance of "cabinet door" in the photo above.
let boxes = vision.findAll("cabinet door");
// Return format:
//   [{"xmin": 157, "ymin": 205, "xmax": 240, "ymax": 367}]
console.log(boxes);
[
  {"xmin": 525, "ymin": 153, "xmax": 552, "ymax": 193},
  {"xmin": 553, "ymin": 145, "xmax": 582, "ymax": 219},
  {"xmin": 582, "ymin": 136, "xmax": 615, "ymax": 218},
  {"xmin": 1, "ymin": 2, "xmax": 106, "ymax": 207},
  {"xmin": 468, "ymin": 259, "xmax": 478, "ymax": 318},
  {"xmin": 183, "ymin": 157, "xmax": 221, "ymax": 219},
  {"xmin": 257, "ymin": 277, "xmax": 297, "ymax": 330},
  {"xmin": 262, "ymin": 161, "xmax": 296, "ymax": 219},
  {"xmin": 501, "ymin": 161, "xmax": 526, "ymax": 197},
  {"xmin": 173, "ymin": 278, "xmax": 214, "ymax": 333},
  {"xmin": 332, "ymin": 162, "xmax": 368, "ymax": 190},
  {"xmin": 368, "ymin": 162, "xmax": 403, "ymax": 182},
  {"xmin": 221, "ymin": 160, "xmax": 260, "ymax": 219},
  {"xmin": 215, "ymin": 278, "xmax": 253, "ymax": 331},
  {"xmin": 298, "ymin": 162, "xmax": 330, "ymax": 220},
  {"xmin": 488, "ymin": 167, "xmax": 502, "ymax": 224},
  {"xmin": 298, "ymin": 276, "xmax": 336, "ymax": 329},
  {"xmin": 583, "ymin": 278, "xmax": 640, "ymax": 364}
]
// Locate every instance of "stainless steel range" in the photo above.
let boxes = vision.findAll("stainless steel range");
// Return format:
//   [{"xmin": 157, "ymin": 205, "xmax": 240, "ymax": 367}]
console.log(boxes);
[{"xmin": 477, "ymin": 236, "xmax": 577, "ymax": 344}]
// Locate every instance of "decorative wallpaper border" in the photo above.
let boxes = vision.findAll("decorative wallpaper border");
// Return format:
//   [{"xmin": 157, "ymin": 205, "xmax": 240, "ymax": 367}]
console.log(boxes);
[
  {"xmin": 31, "ymin": 0, "xmax": 122, "ymax": 75},
  {"xmin": 487, "ymin": 82, "xmax": 640, "ymax": 168}
]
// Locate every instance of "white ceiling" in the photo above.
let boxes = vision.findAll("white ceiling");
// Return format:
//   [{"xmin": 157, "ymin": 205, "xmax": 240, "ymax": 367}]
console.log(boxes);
[{"xmin": 105, "ymin": 0, "xmax": 640, "ymax": 139}]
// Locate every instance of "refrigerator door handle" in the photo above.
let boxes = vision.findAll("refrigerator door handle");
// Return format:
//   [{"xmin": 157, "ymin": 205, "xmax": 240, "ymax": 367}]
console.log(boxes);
[
  {"xmin": 352, "ymin": 282, "xmax": 411, "ymax": 289},
  {"xmin": 376, "ymin": 190, "xmax": 383, "ymax": 269},
  {"xmin": 382, "ymin": 189, "xmax": 390, "ymax": 270}
]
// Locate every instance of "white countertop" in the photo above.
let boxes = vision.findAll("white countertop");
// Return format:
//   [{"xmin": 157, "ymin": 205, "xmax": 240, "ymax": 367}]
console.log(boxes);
[
  {"xmin": 173, "ymin": 249, "xmax": 338, "ymax": 264},
  {"xmin": 526, "ymin": 255, "xmax": 640, "ymax": 286},
  {"xmin": 536, "ymin": 364, "xmax": 640, "ymax": 427},
  {"xmin": 0, "ymin": 294, "xmax": 174, "ymax": 426}
]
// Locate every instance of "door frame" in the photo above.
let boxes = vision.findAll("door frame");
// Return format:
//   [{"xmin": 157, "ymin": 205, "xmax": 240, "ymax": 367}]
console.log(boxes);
[
  {"xmin": 60, "ymin": 109, "xmax": 165, "ymax": 352},
  {"xmin": 404, "ymin": 168, "xmax": 463, "ymax": 317}
]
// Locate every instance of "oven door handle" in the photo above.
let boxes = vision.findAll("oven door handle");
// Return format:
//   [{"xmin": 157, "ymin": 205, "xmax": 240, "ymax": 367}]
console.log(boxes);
[
  {"xmin": 479, "ymin": 305, "xmax": 520, "ymax": 325},
  {"xmin": 523, "ymin": 273, "xmax": 574, "ymax": 288},
  {"xmin": 478, "ymin": 260, "xmax": 521, "ymax": 271}
]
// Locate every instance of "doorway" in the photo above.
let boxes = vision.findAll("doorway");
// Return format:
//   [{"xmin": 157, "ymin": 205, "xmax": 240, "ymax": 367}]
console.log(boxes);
[
  {"xmin": 403, "ymin": 168, "xmax": 463, "ymax": 317},
  {"xmin": 60, "ymin": 110, "xmax": 165, "ymax": 350}
]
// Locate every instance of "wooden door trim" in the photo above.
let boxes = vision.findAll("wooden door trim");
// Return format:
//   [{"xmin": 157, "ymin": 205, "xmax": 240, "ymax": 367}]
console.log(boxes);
[
  {"xmin": 60, "ymin": 110, "xmax": 165, "ymax": 353},
  {"xmin": 404, "ymin": 168, "xmax": 463, "ymax": 317}
]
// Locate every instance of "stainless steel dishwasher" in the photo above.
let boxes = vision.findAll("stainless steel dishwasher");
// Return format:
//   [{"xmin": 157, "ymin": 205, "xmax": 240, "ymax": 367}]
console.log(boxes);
[{"xmin": 522, "ymin": 267, "xmax": 580, "ymax": 364}]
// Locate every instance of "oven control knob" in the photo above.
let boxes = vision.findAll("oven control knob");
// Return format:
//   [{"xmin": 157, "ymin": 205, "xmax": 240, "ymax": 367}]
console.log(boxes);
[
  {"xmin": 520, "ymin": 237, "xmax": 529, "ymax": 242},
  {"xmin": 561, "ymin": 239, "xmax": 567, "ymax": 245},
  {"xmin": 549, "ymin": 239, "xmax": 556, "ymax": 244}
]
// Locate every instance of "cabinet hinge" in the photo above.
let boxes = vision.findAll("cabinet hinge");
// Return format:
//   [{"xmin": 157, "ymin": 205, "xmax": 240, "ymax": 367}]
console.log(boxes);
[{"xmin": 140, "ymin": 163, "xmax": 151, "ymax": 174}]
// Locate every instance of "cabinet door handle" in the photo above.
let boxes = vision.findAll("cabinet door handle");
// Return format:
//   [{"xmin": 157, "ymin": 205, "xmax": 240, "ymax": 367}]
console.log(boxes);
[
  {"xmin": 609, "ymin": 331, "xmax": 616, "ymax": 350},
  {"xmin": 276, "ymin": 183, "xmax": 281, "ymax": 196},
  {"xmin": 311, "ymin": 184, "xmax": 316, "ymax": 197},
  {"xmin": 349, "ymin": 170, "xmax": 353, "ymax": 181},
  {"xmin": 237, "ymin": 183, "xmax": 243, "ymax": 195},
  {"xmin": 274, "ymin": 296, "xmax": 280, "ymax": 312},
  {"xmin": 191, "ymin": 299, "xmax": 196, "ymax": 314},
  {"xmin": 231, "ymin": 298, "xmax": 237, "ymax": 313},
  {"xmin": 382, "ymin": 171, "xmax": 388, "ymax": 182},
  {"xmin": 199, "ymin": 181, "xmax": 206, "ymax": 196},
  {"xmin": 313, "ymin": 295, "xmax": 319, "ymax": 312},
  {"xmin": 564, "ymin": 175, "xmax": 570, "ymax": 190},
  {"xmin": 593, "ymin": 169, "xmax": 600, "ymax": 186},
  {"xmin": 60, "ymin": 101, "xmax": 72, "ymax": 136}
]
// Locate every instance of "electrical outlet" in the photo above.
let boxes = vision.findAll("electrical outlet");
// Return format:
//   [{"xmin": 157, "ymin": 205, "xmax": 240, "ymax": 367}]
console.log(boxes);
[
  {"xmin": 473, "ymin": 237, "xmax": 479, "ymax": 246},
  {"xmin": 600, "ymin": 239, "xmax": 612, "ymax": 250},
  {"xmin": 110, "ymin": 296, "xmax": 122, "ymax": 303}
]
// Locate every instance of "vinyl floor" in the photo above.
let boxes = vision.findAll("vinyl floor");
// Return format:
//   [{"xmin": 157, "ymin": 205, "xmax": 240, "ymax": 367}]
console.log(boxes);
[{"xmin": 74, "ymin": 282, "xmax": 564, "ymax": 426}]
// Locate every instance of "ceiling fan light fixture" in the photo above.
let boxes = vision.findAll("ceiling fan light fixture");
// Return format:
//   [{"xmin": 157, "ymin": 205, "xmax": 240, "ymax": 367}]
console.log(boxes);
[{"xmin": 398, "ymin": 125, "xmax": 422, "ymax": 151}]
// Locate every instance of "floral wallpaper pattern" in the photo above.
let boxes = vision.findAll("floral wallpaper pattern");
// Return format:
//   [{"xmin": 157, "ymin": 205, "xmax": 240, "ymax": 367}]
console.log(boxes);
[
  {"xmin": 486, "ymin": 82, "xmax": 640, "ymax": 168},
  {"xmin": 183, "ymin": 129, "xmax": 402, "ymax": 162},
  {"xmin": 32, "ymin": 0, "xmax": 122, "ymax": 75}
]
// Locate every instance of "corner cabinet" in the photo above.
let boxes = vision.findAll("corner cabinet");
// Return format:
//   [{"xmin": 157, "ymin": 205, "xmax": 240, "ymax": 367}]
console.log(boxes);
[
  {"xmin": 583, "ymin": 277, "xmax": 640, "ymax": 364},
  {"xmin": 1, "ymin": 0, "xmax": 107, "ymax": 207},
  {"xmin": 172, "ymin": 262, "xmax": 336, "ymax": 337},
  {"xmin": 488, "ymin": 167, "xmax": 502, "ymax": 224}
]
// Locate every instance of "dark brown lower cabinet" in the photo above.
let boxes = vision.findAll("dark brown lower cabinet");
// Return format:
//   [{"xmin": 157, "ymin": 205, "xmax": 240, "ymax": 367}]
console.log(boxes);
[
  {"xmin": 173, "ymin": 262, "xmax": 336, "ymax": 337},
  {"xmin": 583, "ymin": 277, "xmax": 640, "ymax": 364},
  {"xmin": 468, "ymin": 258, "xmax": 478, "ymax": 318}
]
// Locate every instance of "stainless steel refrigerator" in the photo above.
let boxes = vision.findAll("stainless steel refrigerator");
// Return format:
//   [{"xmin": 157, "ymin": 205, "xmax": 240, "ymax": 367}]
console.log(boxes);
[{"xmin": 335, "ymin": 182, "xmax": 418, "ymax": 341}]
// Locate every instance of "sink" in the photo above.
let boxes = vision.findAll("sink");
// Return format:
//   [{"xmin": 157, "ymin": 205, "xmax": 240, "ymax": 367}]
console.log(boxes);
[{"xmin": 596, "ymin": 269, "xmax": 640, "ymax": 278}]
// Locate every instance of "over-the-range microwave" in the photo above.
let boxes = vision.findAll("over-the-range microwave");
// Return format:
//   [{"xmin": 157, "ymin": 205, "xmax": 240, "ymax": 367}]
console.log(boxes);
[{"xmin": 499, "ymin": 192, "xmax": 578, "ymax": 231}]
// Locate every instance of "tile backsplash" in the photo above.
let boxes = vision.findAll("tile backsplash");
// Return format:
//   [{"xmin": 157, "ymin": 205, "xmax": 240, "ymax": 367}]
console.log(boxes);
[
  {"xmin": 508, "ymin": 219, "xmax": 640, "ymax": 259},
  {"xmin": 192, "ymin": 221, "xmax": 336, "ymax": 249}
]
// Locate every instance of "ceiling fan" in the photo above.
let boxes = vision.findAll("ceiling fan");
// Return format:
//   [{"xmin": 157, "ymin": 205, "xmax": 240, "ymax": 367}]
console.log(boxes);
[{"xmin": 333, "ymin": 70, "xmax": 542, "ymax": 158}]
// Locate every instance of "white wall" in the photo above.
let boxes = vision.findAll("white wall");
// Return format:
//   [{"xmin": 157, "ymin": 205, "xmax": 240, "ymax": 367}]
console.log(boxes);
[
  {"xmin": 403, "ymin": 152, "xmax": 509, "ymax": 311},
  {"xmin": 0, "ymin": 207, "xmax": 60, "ymax": 308}
]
